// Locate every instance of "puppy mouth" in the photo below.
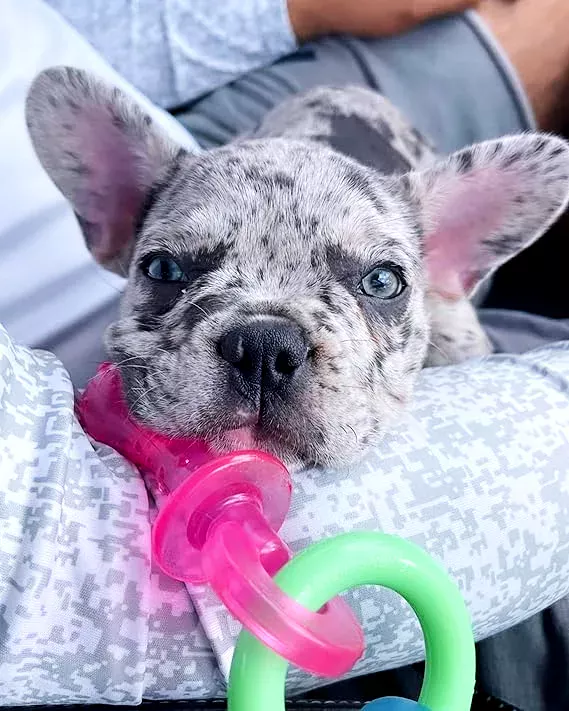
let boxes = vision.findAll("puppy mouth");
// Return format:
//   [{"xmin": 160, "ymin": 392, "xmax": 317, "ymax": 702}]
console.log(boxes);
[
  {"xmin": 208, "ymin": 405, "xmax": 305, "ymax": 462},
  {"xmin": 219, "ymin": 426, "xmax": 258, "ymax": 450}
]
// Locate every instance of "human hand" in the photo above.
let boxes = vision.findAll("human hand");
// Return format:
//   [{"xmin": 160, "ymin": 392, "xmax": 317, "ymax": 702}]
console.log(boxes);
[{"xmin": 288, "ymin": 0, "xmax": 481, "ymax": 41}]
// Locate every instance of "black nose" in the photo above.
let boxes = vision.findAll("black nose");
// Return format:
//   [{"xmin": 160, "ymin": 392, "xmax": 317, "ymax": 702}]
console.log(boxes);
[{"xmin": 218, "ymin": 318, "xmax": 308, "ymax": 402}]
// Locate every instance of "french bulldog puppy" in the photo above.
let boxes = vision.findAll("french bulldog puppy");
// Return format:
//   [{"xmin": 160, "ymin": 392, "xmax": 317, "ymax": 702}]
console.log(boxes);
[{"xmin": 26, "ymin": 70, "xmax": 569, "ymax": 468}]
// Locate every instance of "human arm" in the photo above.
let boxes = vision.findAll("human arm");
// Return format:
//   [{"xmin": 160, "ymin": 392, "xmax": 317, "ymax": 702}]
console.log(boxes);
[
  {"xmin": 0, "ymin": 323, "xmax": 223, "ymax": 705},
  {"xmin": 47, "ymin": 0, "xmax": 481, "ymax": 109},
  {"xmin": 288, "ymin": 0, "xmax": 481, "ymax": 41},
  {"xmin": 2, "ymin": 315, "xmax": 569, "ymax": 701}
]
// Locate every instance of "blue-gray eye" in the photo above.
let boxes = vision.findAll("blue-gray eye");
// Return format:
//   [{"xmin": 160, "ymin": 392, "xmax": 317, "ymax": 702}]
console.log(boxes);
[
  {"xmin": 144, "ymin": 256, "xmax": 187, "ymax": 282},
  {"xmin": 361, "ymin": 265, "xmax": 405, "ymax": 299}
]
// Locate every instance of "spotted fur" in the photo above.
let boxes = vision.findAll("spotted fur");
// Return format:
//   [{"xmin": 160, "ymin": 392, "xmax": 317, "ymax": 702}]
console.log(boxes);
[{"xmin": 26, "ymin": 70, "xmax": 569, "ymax": 467}]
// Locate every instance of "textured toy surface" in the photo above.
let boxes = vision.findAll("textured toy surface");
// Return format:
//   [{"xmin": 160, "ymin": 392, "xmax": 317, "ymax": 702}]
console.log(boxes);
[
  {"xmin": 78, "ymin": 365, "xmax": 476, "ymax": 711},
  {"xmin": 363, "ymin": 699, "xmax": 429, "ymax": 710},
  {"xmin": 227, "ymin": 533, "xmax": 476, "ymax": 711},
  {"xmin": 77, "ymin": 363, "xmax": 363, "ymax": 677}
]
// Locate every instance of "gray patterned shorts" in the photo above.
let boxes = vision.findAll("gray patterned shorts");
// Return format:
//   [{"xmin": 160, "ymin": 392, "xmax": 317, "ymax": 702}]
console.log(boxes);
[{"xmin": 2, "ymin": 320, "xmax": 569, "ymax": 705}]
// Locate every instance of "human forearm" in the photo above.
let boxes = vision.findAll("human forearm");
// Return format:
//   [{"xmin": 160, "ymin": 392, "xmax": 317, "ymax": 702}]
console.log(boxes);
[{"xmin": 287, "ymin": 0, "xmax": 481, "ymax": 41}]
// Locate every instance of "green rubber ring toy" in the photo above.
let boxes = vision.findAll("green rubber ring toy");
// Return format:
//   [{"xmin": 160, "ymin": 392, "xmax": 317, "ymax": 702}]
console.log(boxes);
[{"xmin": 228, "ymin": 532, "xmax": 475, "ymax": 711}]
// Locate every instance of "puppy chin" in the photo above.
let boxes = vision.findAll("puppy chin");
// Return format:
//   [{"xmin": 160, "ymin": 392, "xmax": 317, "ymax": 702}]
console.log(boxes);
[{"xmin": 207, "ymin": 427, "xmax": 305, "ymax": 471}]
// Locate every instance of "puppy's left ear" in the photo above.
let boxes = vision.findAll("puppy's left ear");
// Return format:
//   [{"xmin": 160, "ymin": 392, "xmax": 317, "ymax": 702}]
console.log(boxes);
[
  {"xmin": 26, "ymin": 66, "xmax": 181, "ymax": 275},
  {"xmin": 406, "ymin": 133, "xmax": 569, "ymax": 297}
]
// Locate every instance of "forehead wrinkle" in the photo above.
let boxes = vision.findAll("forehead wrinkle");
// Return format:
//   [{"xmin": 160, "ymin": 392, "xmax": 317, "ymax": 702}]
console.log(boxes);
[{"xmin": 356, "ymin": 241, "xmax": 418, "ymax": 271}]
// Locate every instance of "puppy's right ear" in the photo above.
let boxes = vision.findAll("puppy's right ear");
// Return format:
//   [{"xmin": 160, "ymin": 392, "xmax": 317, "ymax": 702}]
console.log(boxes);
[{"xmin": 26, "ymin": 66, "xmax": 181, "ymax": 274}]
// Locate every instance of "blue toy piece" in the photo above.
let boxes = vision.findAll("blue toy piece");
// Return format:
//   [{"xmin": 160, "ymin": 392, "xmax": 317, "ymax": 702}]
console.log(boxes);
[{"xmin": 363, "ymin": 698, "xmax": 430, "ymax": 711}]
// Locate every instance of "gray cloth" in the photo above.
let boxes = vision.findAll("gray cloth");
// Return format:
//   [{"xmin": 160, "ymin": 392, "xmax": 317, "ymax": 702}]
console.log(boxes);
[
  {"xmin": 482, "ymin": 309, "xmax": 569, "ymax": 355},
  {"xmin": 4, "ymin": 321, "xmax": 569, "ymax": 706},
  {"xmin": 174, "ymin": 13, "xmax": 535, "ymax": 154}
]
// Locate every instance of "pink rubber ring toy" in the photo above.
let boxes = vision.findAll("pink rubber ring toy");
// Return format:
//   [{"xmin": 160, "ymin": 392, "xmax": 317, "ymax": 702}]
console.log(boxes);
[{"xmin": 76, "ymin": 363, "xmax": 364, "ymax": 677}]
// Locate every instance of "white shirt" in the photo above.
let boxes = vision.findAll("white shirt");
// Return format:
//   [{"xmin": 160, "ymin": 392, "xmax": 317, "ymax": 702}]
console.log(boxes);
[
  {"xmin": 0, "ymin": 0, "xmax": 199, "ymax": 347},
  {"xmin": 0, "ymin": 0, "xmax": 296, "ymax": 348}
]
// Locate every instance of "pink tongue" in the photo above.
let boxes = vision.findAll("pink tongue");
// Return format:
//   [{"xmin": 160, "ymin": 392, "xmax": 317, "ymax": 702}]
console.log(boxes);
[{"xmin": 223, "ymin": 427, "xmax": 256, "ymax": 450}]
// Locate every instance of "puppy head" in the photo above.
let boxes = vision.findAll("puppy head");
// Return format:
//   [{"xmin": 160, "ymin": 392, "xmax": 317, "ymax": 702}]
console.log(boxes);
[{"xmin": 26, "ymin": 68, "xmax": 569, "ymax": 467}]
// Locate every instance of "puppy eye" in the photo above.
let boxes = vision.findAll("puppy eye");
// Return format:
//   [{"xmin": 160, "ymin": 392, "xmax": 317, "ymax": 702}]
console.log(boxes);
[
  {"xmin": 360, "ymin": 265, "xmax": 405, "ymax": 299},
  {"xmin": 143, "ymin": 256, "xmax": 188, "ymax": 283}
]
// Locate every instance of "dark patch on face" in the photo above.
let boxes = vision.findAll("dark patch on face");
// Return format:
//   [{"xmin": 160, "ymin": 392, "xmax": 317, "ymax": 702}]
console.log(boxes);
[
  {"xmin": 313, "ymin": 114, "xmax": 411, "ymax": 176},
  {"xmin": 325, "ymin": 245, "xmax": 365, "ymax": 286},
  {"xmin": 502, "ymin": 151, "xmax": 524, "ymax": 169},
  {"xmin": 341, "ymin": 164, "xmax": 389, "ymax": 216},
  {"xmin": 135, "ymin": 315, "xmax": 162, "ymax": 331},
  {"xmin": 360, "ymin": 290, "xmax": 411, "ymax": 328},
  {"xmin": 178, "ymin": 242, "xmax": 228, "ymax": 274},
  {"xmin": 325, "ymin": 246, "xmax": 411, "ymax": 327},
  {"xmin": 229, "ymin": 216, "xmax": 243, "ymax": 232},
  {"xmin": 272, "ymin": 172, "xmax": 295, "ymax": 189},
  {"xmin": 455, "ymin": 150, "xmax": 473, "ymax": 173},
  {"xmin": 318, "ymin": 288, "xmax": 344, "ymax": 316},
  {"xmin": 134, "ymin": 281, "xmax": 184, "ymax": 317},
  {"xmin": 135, "ymin": 242, "xmax": 228, "ymax": 319}
]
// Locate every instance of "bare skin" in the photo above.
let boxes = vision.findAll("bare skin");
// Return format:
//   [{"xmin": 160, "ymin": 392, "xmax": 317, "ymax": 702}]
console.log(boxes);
[
  {"xmin": 287, "ymin": 0, "xmax": 481, "ymax": 41},
  {"xmin": 288, "ymin": 0, "xmax": 569, "ymax": 132},
  {"xmin": 478, "ymin": 0, "xmax": 569, "ymax": 131}
]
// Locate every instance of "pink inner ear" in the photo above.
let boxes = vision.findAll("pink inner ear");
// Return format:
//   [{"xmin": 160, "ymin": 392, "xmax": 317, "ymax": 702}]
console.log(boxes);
[
  {"xmin": 425, "ymin": 165, "xmax": 518, "ymax": 296},
  {"xmin": 76, "ymin": 105, "xmax": 146, "ymax": 263}
]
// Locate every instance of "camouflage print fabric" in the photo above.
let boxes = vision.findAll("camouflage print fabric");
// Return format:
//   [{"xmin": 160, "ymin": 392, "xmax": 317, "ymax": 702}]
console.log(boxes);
[{"xmin": 2, "ymin": 321, "xmax": 569, "ymax": 703}]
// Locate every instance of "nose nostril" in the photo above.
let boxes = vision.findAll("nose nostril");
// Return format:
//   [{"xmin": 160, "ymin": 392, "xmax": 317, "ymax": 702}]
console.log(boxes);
[
  {"xmin": 219, "ymin": 320, "xmax": 309, "ymax": 394},
  {"xmin": 219, "ymin": 332, "xmax": 245, "ymax": 366},
  {"xmin": 275, "ymin": 351, "xmax": 299, "ymax": 376}
]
